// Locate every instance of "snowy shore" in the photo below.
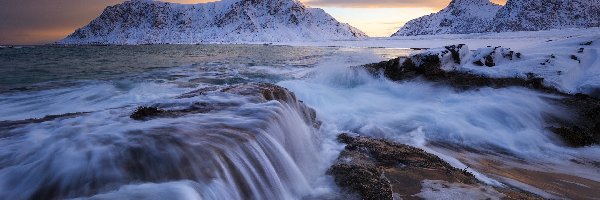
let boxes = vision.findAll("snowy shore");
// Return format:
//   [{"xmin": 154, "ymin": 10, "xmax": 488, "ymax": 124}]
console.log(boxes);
[{"xmin": 280, "ymin": 28, "xmax": 600, "ymax": 96}]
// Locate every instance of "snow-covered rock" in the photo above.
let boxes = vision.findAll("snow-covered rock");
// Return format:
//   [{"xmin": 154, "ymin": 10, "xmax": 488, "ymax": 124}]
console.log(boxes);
[
  {"xmin": 58, "ymin": 0, "xmax": 367, "ymax": 44},
  {"xmin": 393, "ymin": 0, "xmax": 600, "ymax": 36},
  {"xmin": 470, "ymin": 46, "xmax": 520, "ymax": 67},
  {"xmin": 410, "ymin": 36, "xmax": 600, "ymax": 96},
  {"xmin": 410, "ymin": 44, "xmax": 470, "ymax": 71}
]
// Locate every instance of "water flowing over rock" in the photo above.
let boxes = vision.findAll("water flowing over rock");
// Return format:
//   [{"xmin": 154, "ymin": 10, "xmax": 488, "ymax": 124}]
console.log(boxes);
[
  {"xmin": 58, "ymin": 0, "xmax": 367, "ymax": 45},
  {"xmin": 393, "ymin": 0, "xmax": 600, "ymax": 36},
  {"xmin": 362, "ymin": 46, "xmax": 600, "ymax": 147},
  {"xmin": 0, "ymin": 83, "xmax": 322, "ymax": 200}
]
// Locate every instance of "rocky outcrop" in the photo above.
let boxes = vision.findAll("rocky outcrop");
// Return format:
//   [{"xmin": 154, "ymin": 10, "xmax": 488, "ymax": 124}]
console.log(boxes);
[
  {"xmin": 393, "ymin": 0, "xmax": 600, "ymax": 36},
  {"xmin": 328, "ymin": 133, "xmax": 542, "ymax": 199},
  {"xmin": 58, "ymin": 0, "xmax": 367, "ymax": 44},
  {"xmin": 129, "ymin": 83, "xmax": 319, "ymax": 127},
  {"xmin": 362, "ymin": 47, "xmax": 600, "ymax": 147},
  {"xmin": 362, "ymin": 44, "xmax": 548, "ymax": 92}
]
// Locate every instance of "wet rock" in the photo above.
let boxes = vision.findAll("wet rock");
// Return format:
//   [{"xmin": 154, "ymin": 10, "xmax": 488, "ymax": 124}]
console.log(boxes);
[
  {"xmin": 133, "ymin": 83, "xmax": 319, "ymax": 127},
  {"xmin": 550, "ymin": 94, "xmax": 600, "ymax": 147},
  {"xmin": 329, "ymin": 133, "xmax": 479, "ymax": 200},
  {"xmin": 0, "ymin": 112, "xmax": 88, "ymax": 135},
  {"xmin": 130, "ymin": 106, "xmax": 165, "ymax": 120}
]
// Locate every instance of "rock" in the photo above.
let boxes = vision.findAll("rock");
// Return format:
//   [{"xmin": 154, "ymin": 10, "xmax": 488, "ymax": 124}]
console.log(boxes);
[
  {"xmin": 550, "ymin": 94, "xmax": 600, "ymax": 147},
  {"xmin": 0, "ymin": 112, "xmax": 88, "ymax": 133},
  {"xmin": 131, "ymin": 83, "xmax": 320, "ymax": 127},
  {"xmin": 571, "ymin": 55, "xmax": 580, "ymax": 63},
  {"xmin": 130, "ymin": 106, "xmax": 165, "ymax": 120},
  {"xmin": 471, "ymin": 46, "xmax": 520, "ymax": 67},
  {"xmin": 329, "ymin": 134, "xmax": 541, "ymax": 199},
  {"xmin": 363, "ymin": 47, "xmax": 553, "ymax": 92}
]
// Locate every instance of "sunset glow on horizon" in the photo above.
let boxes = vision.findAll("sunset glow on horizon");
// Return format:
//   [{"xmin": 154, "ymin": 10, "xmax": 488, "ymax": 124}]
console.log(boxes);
[{"xmin": 0, "ymin": 0, "xmax": 507, "ymax": 45}]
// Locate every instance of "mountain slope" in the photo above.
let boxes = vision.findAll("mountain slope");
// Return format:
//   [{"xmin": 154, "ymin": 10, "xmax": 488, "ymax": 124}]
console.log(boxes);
[
  {"xmin": 492, "ymin": 0, "xmax": 600, "ymax": 32},
  {"xmin": 393, "ymin": 0, "xmax": 501, "ymax": 36},
  {"xmin": 58, "ymin": 0, "xmax": 367, "ymax": 44},
  {"xmin": 393, "ymin": 0, "xmax": 600, "ymax": 36}
]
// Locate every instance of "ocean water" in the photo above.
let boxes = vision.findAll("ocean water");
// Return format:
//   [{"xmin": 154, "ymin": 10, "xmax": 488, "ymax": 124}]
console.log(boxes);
[
  {"xmin": 0, "ymin": 45, "xmax": 408, "ymax": 199},
  {"xmin": 0, "ymin": 45, "xmax": 598, "ymax": 199}
]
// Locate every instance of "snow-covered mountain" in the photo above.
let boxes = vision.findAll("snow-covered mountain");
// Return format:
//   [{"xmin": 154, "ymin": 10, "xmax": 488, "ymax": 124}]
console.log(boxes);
[
  {"xmin": 393, "ymin": 0, "xmax": 600, "ymax": 36},
  {"xmin": 393, "ymin": 0, "xmax": 501, "ymax": 36},
  {"xmin": 58, "ymin": 0, "xmax": 367, "ymax": 44},
  {"xmin": 492, "ymin": 0, "xmax": 600, "ymax": 32}
]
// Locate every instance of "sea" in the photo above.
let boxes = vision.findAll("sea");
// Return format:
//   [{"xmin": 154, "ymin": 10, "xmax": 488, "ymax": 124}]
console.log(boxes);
[{"xmin": 0, "ymin": 44, "xmax": 598, "ymax": 199}]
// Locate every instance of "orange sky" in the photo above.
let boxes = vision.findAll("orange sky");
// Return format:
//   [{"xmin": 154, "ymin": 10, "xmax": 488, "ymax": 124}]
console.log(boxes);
[{"xmin": 0, "ymin": 0, "xmax": 507, "ymax": 45}]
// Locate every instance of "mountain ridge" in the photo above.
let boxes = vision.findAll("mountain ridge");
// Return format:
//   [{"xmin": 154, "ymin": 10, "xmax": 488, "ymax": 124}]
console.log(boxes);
[
  {"xmin": 393, "ymin": 0, "xmax": 600, "ymax": 36},
  {"xmin": 58, "ymin": 0, "xmax": 367, "ymax": 44}
]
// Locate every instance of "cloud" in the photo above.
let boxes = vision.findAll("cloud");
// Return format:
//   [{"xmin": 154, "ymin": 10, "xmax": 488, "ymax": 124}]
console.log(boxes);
[{"xmin": 0, "ymin": 0, "xmax": 124, "ymax": 44}]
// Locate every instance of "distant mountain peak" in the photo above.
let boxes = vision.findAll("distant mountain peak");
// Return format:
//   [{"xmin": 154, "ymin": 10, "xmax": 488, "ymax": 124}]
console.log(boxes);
[
  {"xmin": 58, "ymin": 0, "xmax": 366, "ymax": 44},
  {"xmin": 393, "ymin": 0, "xmax": 600, "ymax": 36}
]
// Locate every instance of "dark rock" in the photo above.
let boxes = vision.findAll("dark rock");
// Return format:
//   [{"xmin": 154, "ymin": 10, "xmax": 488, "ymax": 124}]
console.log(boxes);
[
  {"xmin": 445, "ymin": 44, "xmax": 465, "ymax": 64},
  {"xmin": 580, "ymin": 41, "xmax": 593, "ymax": 45},
  {"xmin": 130, "ymin": 106, "xmax": 165, "ymax": 120},
  {"xmin": 550, "ymin": 94, "xmax": 600, "ymax": 147},
  {"xmin": 473, "ymin": 60, "xmax": 485, "ymax": 66},
  {"xmin": 551, "ymin": 127, "xmax": 595, "ymax": 147},
  {"xmin": 571, "ymin": 55, "xmax": 580, "ymax": 63},
  {"xmin": 362, "ymin": 57, "xmax": 406, "ymax": 81},
  {"xmin": 578, "ymin": 48, "xmax": 585, "ymax": 53},
  {"xmin": 484, "ymin": 54, "xmax": 495, "ymax": 67}
]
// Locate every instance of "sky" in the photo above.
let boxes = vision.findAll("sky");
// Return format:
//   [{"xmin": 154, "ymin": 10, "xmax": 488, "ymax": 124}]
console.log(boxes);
[{"xmin": 0, "ymin": 0, "xmax": 506, "ymax": 45}]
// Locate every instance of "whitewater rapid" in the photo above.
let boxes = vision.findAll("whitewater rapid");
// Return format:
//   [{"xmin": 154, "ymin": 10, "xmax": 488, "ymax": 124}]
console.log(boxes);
[{"xmin": 280, "ymin": 51, "xmax": 600, "ymax": 185}]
